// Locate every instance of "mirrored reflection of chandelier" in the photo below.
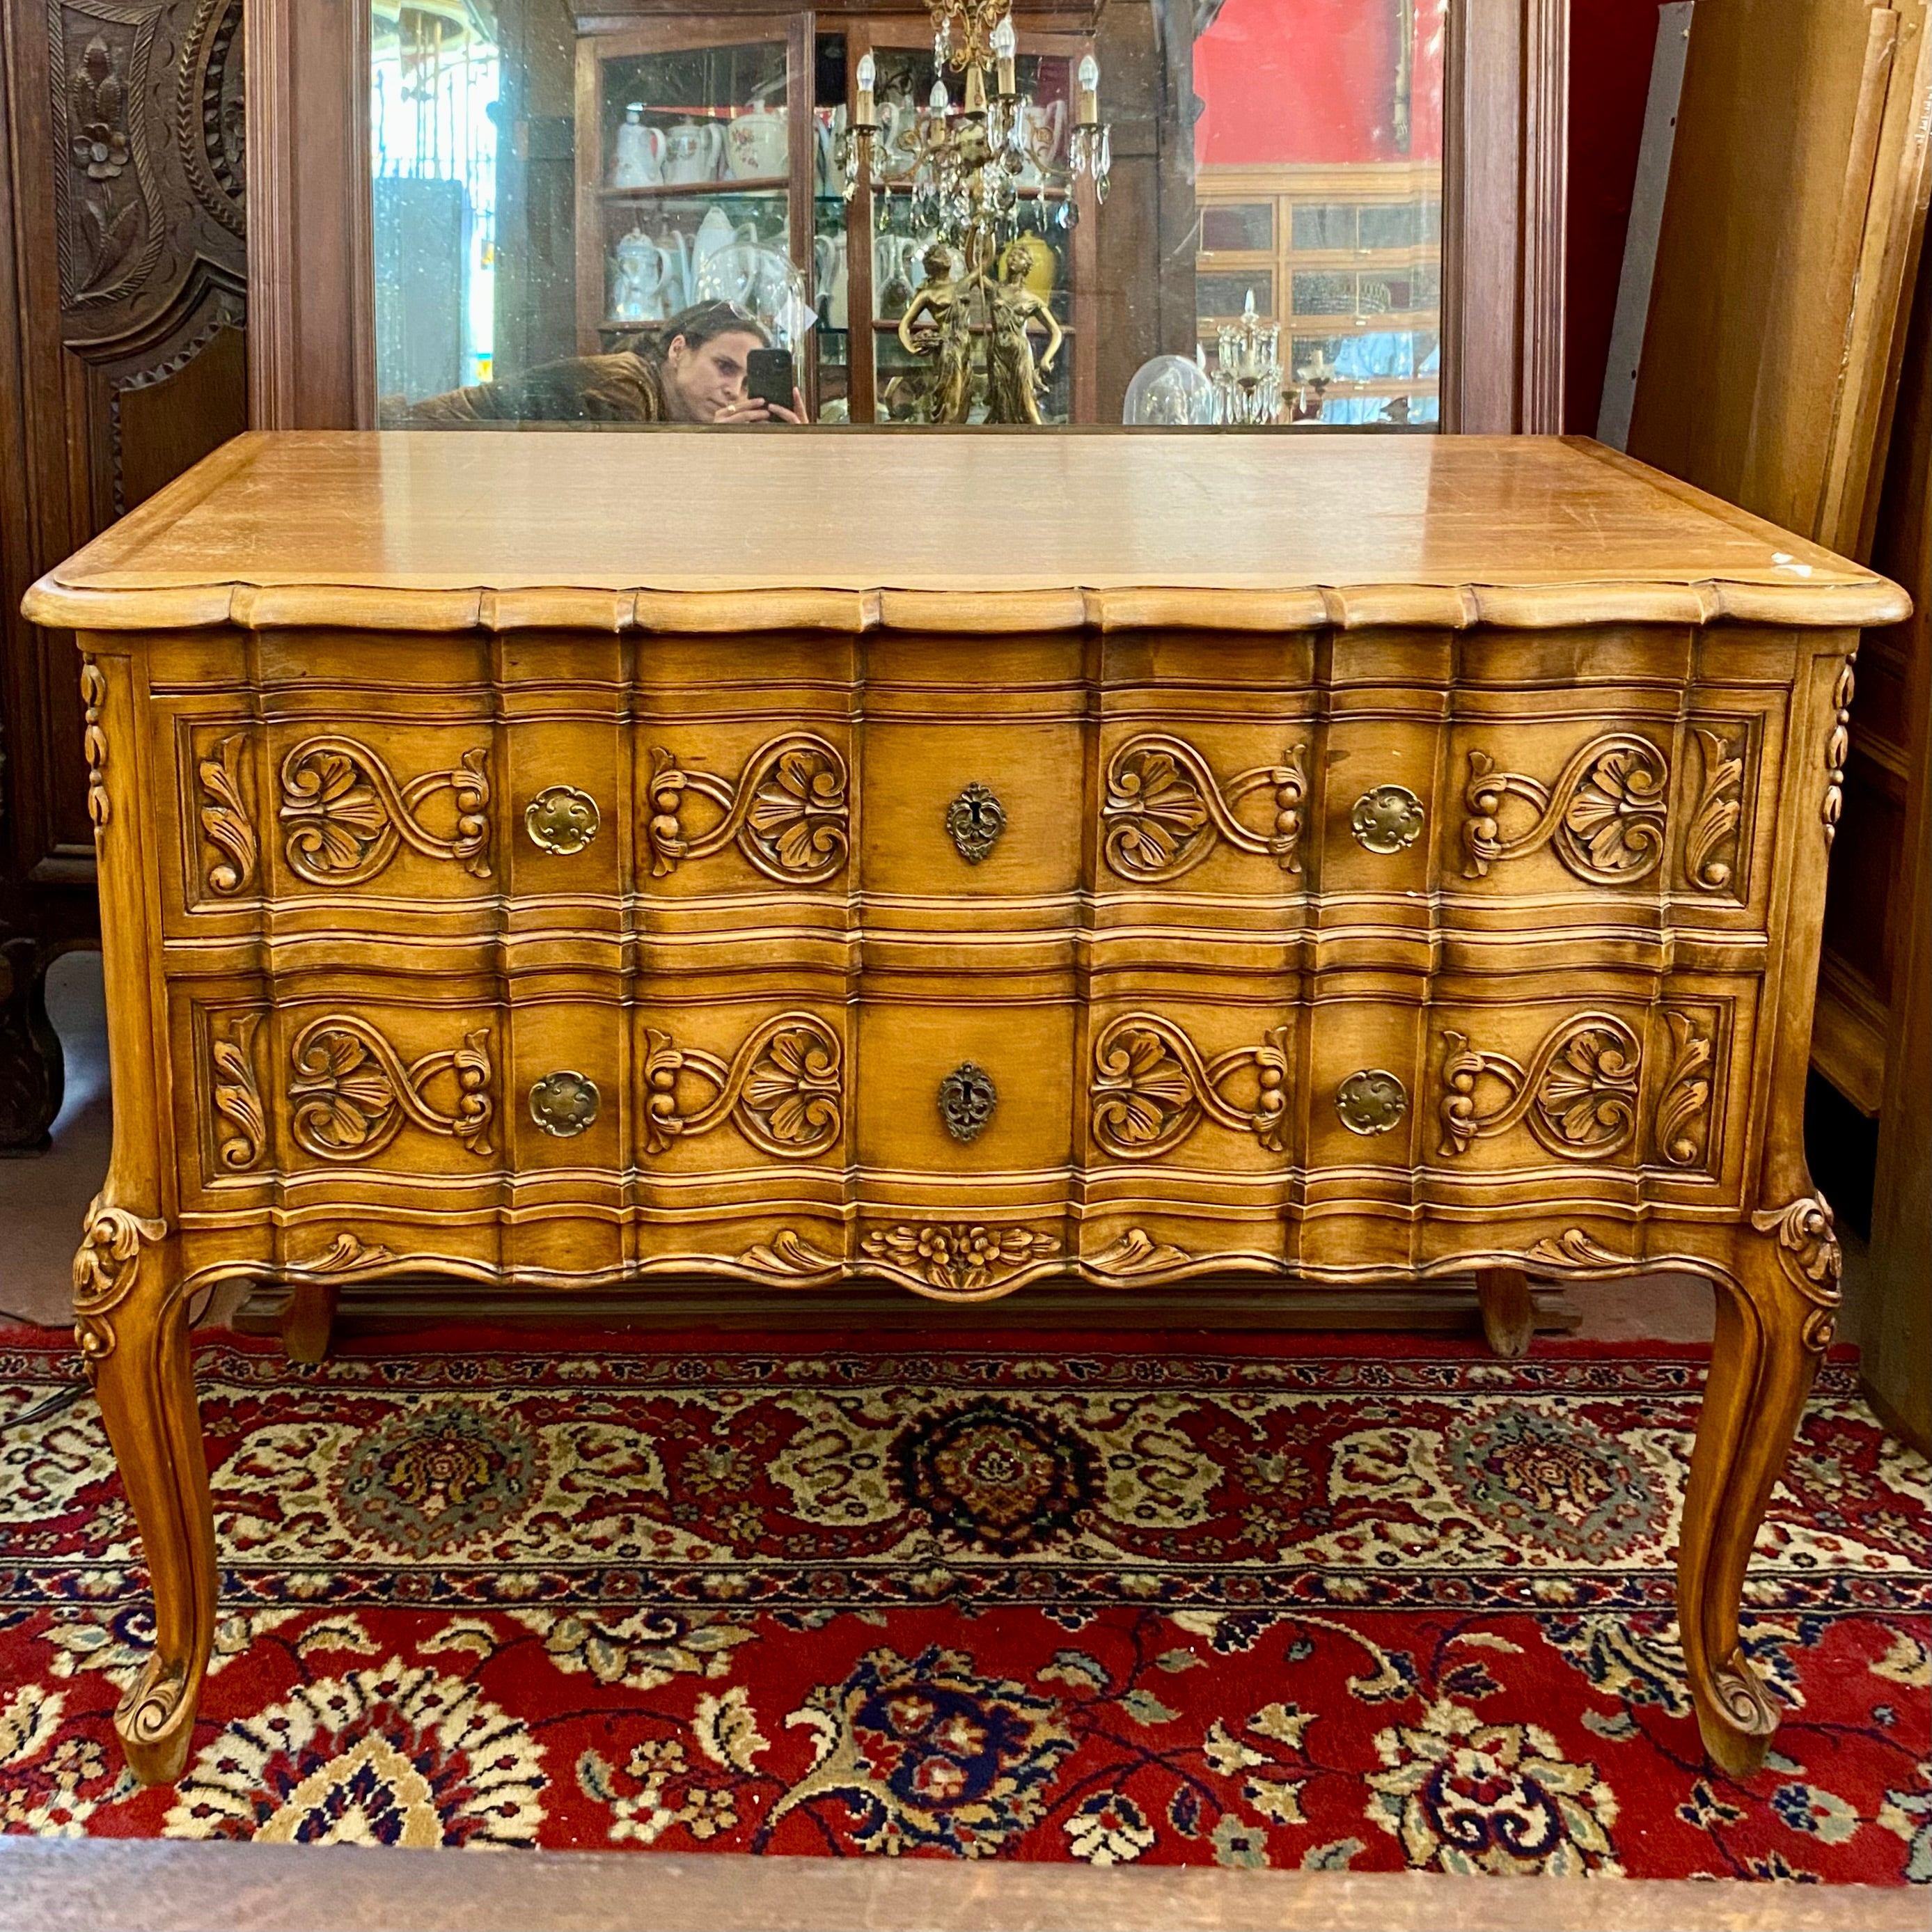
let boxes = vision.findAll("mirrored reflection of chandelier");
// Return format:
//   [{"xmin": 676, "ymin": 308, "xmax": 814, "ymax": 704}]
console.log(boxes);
[
  {"xmin": 839, "ymin": 3, "xmax": 1110, "ymax": 271},
  {"xmin": 1211, "ymin": 289, "xmax": 1282, "ymax": 425}
]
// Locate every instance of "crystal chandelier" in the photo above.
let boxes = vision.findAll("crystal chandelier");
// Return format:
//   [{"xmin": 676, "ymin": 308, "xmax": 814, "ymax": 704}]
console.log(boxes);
[
  {"xmin": 839, "ymin": 3, "xmax": 1110, "ymax": 265},
  {"xmin": 1210, "ymin": 289, "xmax": 1283, "ymax": 426}
]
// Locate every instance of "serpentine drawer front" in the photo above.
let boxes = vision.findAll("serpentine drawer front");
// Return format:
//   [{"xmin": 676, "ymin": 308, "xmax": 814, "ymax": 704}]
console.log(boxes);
[{"xmin": 26, "ymin": 432, "xmax": 1906, "ymax": 1791}]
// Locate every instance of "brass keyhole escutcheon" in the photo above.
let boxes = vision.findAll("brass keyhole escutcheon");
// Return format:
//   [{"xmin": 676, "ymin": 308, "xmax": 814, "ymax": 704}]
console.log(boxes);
[
  {"xmin": 1335, "ymin": 1068, "xmax": 1408, "ymax": 1136},
  {"xmin": 945, "ymin": 782, "xmax": 1006, "ymax": 863},
  {"xmin": 526, "ymin": 785, "xmax": 600, "ymax": 856},
  {"xmin": 530, "ymin": 1069, "xmax": 599, "ymax": 1137},
  {"xmin": 1350, "ymin": 784, "xmax": 1425, "ymax": 854},
  {"xmin": 938, "ymin": 1062, "xmax": 998, "ymax": 1143}
]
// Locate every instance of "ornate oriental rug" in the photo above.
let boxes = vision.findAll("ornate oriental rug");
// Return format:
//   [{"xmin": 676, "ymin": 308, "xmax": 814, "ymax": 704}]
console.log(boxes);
[{"xmin": 0, "ymin": 1327, "xmax": 1926, "ymax": 1882}]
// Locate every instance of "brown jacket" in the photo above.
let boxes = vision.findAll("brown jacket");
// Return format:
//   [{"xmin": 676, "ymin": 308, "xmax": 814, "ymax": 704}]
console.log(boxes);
[{"xmin": 398, "ymin": 350, "xmax": 666, "ymax": 426}]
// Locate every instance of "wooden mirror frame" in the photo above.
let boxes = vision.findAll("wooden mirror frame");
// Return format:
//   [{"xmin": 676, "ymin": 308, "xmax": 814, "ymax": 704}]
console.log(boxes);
[{"xmin": 244, "ymin": 0, "xmax": 1564, "ymax": 432}]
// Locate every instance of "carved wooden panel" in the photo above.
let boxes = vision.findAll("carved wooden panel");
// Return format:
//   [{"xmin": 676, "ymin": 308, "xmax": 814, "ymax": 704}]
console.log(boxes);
[{"xmin": 0, "ymin": 0, "xmax": 248, "ymax": 1147}]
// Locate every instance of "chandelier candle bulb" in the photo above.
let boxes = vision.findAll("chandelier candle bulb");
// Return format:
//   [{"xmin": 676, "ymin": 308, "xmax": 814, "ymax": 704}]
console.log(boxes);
[
  {"xmin": 994, "ymin": 15, "xmax": 1017, "ymax": 98},
  {"xmin": 855, "ymin": 52, "xmax": 877, "ymax": 130},
  {"xmin": 1077, "ymin": 54, "xmax": 1099, "ymax": 127}
]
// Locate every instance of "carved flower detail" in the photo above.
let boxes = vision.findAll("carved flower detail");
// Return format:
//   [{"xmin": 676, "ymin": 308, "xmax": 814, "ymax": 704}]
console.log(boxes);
[
  {"xmin": 69, "ymin": 39, "xmax": 127, "ymax": 180},
  {"xmin": 292, "ymin": 1031, "xmax": 397, "ymax": 1152},
  {"xmin": 1104, "ymin": 750, "xmax": 1208, "ymax": 873},
  {"xmin": 1092, "ymin": 1027, "xmax": 1193, "ymax": 1149},
  {"xmin": 71, "ymin": 123, "xmax": 128, "ymax": 180},
  {"xmin": 746, "ymin": 748, "xmax": 848, "ymax": 875},
  {"xmin": 741, "ymin": 1026, "xmax": 841, "ymax": 1147},
  {"xmin": 283, "ymin": 753, "xmax": 386, "ymax": 872},
  {"xmin": 1562, "ymin": 746, "xmax": 1667, "ymax": 876},
  {"xmin": 1536, "ymin": 1028, "xmax": 1639, "ymax": 1152},
  {"xmin": 859, "ymin": 1223, "xmax": 1060, "ymax": 1294}
]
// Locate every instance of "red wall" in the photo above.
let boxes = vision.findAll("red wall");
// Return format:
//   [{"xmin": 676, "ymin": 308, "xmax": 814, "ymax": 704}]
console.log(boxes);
[
  {"xmin": 1194, "ymin": 0, "xmax": 1445, "ymax": 166},
  {"xmin": 1566, "ymin": 0, "xmax": 1669, "ymax": 430}
]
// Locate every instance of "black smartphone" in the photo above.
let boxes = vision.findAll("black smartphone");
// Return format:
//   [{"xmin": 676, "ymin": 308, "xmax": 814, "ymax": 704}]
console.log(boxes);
[{"xmin": 744, "ymin": 347, "xmax": 795, "ymax": 411}]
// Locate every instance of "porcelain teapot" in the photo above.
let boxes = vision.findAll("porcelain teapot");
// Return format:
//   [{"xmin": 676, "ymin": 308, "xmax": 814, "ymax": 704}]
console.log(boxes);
[
  {"xmin": 608, "ymin": 225, "xmax": 666, "ymax": 323},
  {"xmin": 663, "ymin": 118, "xmax": 724, "ymax": 184},
  {"xmin": 726, "ymin": 102, "xmax": 787, "ymax": 181},
  {"xmin": 611, "ymin": 104, "xmax": 665, "ymax": 189}
]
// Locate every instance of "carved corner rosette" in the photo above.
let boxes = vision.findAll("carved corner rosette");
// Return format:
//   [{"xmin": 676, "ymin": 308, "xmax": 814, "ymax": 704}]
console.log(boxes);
[
  {"xmin": 1438, "ymin": 1013, "xmax": 1642, "ymax": 1161},
  {"xmin": 1090, "ymin": 1012, "xmax": 1291, "ymax": 1160},
  {"xmin": 80, "ymin": 657, "xmax": 110, "ymax": 831},
  {"xmin": 643, "ymin": 1013, "xmax": 842, "ymax": 1159},
  {"xmin": 1749, "ymin": 1194, "xmax": 1843, "ymax": 1353},
  {"xmin": 645, "ymin": 734, "xmax": 850, "ymax": 883},
  {"xmin": 1101, "ymin": 734, "xmax": 1307, "ymax": 881},
  {"xmin": 856, "ymin": 1222, "xmax": 1062, "ymax": 1298},
  {"xmin": 288, "ymin": 1016, "xmax": 495, "ymax": 1162},
  {"xmin": 72, "ymin": 1201, "xmax": 169, "ymax": 1376},
  {"xmin": 208, "ymin": 1010, "xmax": 267, "ymax": 1172},
  {"xmin": 278, "ymin": 737, "xmax": 492, "ymax": 887},
  {"xmin": 1461, "ymin": 733, "xmax": 1668, "ymax": 885},
  {"xmin": 196, "ymin": 731, "xmax": 258, "ymax": 897},
  {"xmin": 1684, "ymin": 726, "xmax": 1745, "ymax": 894}
]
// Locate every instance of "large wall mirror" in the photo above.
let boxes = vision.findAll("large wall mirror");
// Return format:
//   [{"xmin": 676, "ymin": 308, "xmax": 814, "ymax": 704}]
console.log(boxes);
[{"xmin": 247, "ymin": 0, "xmax": 1562, "ymax": 433}]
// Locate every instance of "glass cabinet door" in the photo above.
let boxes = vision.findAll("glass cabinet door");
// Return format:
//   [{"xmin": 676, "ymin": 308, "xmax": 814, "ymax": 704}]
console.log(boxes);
[{"xmin": 576, "ymin": 22, "xmax": 812, "ymax": 382}]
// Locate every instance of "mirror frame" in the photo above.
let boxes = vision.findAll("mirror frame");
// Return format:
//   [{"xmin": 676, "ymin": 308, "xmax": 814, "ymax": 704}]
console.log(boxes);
[{"xmin": 244, "ymin": 0, "xmax": 1565, "ymax": 432}]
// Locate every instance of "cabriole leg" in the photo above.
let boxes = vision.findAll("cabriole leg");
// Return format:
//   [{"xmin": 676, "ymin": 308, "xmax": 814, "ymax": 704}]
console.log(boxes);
[
  {"xmin": 74, "ymin": 1206, "xmax": 216, "ymax": 1785},
  {"xmin": 1678, "ymin": 1198, "xmax": 1839, "ymax": 1780}
]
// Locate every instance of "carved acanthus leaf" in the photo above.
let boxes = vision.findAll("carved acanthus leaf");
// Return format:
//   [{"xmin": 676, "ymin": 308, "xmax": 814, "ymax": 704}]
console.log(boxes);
[
  {"xmin": 197, "ymin": 731, "xmax": 258, "ymax": 895},
  {"xmin": 210, "ymin": 1011, "xmax": 266, "ymax": 1171},
  {"xmin": 1750, "ymin": 1194, "xmax": 1842, "ymax": 1353},
  {"xmin": 80, "ymin": 657, "xmax": 109, "ymax": 829},
  {"xmin": 1822, "ymin": 657, "xmax": 1855, "ymax": 847},
  {"xmin": 1087, "ymin": 1228, "xmax": 1193, "ymax": 1276},
  {"xmin": 1684, "ymin": 727, "xmax": 1745, "ymax": 893},
  {"xmin": 1655, "ymin": 1010, "xmax": 1715, "ymax": 1170},
  {"xmin": 72, "ymin": 1200, "xmax": 168, "ymax": 1376},
  {"xmin": 739, "ymin": 1229, "xmax": 845, "ymax": 1278}
]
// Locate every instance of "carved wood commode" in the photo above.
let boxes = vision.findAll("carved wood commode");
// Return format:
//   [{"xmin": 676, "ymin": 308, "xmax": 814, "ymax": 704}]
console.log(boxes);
[{"xmin": 25, "ymin": 432, "xmax": 1908, "ymax": 1787}]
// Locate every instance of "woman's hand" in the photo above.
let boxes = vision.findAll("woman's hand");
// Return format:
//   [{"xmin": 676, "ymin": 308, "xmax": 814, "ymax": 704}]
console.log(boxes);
[{"xmin": 713, "ymin": 387, "xmax": 810, "ymax": 425}]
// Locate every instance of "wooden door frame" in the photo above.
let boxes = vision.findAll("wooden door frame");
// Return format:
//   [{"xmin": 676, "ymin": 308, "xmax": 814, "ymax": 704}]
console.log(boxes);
[{"xmin": 244, "ymin": 0, "xmax": 1566, "ymax": 432}]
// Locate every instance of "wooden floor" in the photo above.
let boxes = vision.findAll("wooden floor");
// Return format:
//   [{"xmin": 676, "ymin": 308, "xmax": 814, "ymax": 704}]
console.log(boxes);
[{"xmin": 1, "ymin": 1839, "xmax": 1926, "ymax": 1932}]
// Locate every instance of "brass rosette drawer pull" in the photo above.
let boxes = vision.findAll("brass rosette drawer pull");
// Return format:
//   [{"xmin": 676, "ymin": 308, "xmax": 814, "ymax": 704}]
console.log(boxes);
[
  {"xmin": 1335, "ymin": 1069, "xmax": 1408, "ymax": 1136},
  {"xmin": 529, "ymin": 1070, "xmax": 600, "ymax": 1137},
  {"xmin": 1350, "ymin": 783, "xmax": 1426, "ymax": 853},
  {"xmin": 525, "ymin": 785, "xmax": 600, "ymax": 856}
]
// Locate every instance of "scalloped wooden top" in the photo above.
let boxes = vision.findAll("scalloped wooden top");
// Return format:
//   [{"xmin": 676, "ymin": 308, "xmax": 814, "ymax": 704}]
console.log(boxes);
[{"xmin": 24, "ymin": 430, "xmax": 1910, "ymax": 634}]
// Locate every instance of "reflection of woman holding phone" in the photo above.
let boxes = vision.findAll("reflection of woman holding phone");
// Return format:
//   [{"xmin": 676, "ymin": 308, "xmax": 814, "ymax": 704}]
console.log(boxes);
[{"xmin": 395, "ymin": 303, "xmax": 808, "ymax": 426}]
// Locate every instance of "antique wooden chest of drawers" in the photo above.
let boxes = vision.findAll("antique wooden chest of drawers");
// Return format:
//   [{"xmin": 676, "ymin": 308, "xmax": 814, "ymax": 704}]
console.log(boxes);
[{"xmin": 25, "ymin": 430, "xmax": 1907, "ymax": 1786}]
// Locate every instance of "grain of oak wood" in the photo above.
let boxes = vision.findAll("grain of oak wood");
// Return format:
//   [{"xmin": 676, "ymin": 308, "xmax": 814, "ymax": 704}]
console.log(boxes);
[{"xmin": 22, "ymin": 431, "xmax": 1909, "ymax": 1789}]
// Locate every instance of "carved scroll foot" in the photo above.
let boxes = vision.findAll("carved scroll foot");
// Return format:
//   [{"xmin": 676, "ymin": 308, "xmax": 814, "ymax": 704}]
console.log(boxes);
[
  {"xmin": 1475, "ymin": 1266, "xmax": 1534, "ymax": 1359},
  {"xmin": 0, "ymin": 930, "xmax": 63, "ymax": 1155},
  {"xmin": 278, "ymin": 1281, "xmax": 339, "ymax": 1365},
  {"xmin": 76, "ymin": 1209, "xmax": 215, "ymax": 1784},
  {"xmin": 1679, "ymin": 1197, "xmax": 1839, "ymax": 1781}
]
